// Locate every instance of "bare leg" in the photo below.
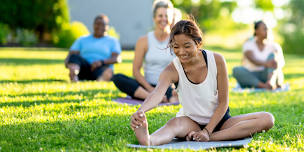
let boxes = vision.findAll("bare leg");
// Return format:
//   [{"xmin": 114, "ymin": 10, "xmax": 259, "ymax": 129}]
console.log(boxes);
[
  {"xmin": 97, "ymin": 68, "xmax": 113, "ymax": 81},
  {"xmin": 134, "ymin": 116, "xmax": 200, "ymax": 146},
  {"xmin": 67, "ymin": 63, "xmax": 80, "ymax": 82},
  {"xmin": 134, "ymin": 87, "xmax": 168, "ymax": 102},
  {"xmin": 133, "ymin": 87, "xmax": 150, "ymax": 100},
  {"xmin": 210, "ymin": 112, "xmax": 274, "ymax": 141},
  {"xmin": 169, "ymin": 89, "xmax": 179, "ymax": 103}
]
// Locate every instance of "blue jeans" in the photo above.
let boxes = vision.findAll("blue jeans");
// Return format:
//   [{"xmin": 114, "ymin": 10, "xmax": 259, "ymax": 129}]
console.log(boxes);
[{"xmin": 232, "ymin": 53, "xmax": 283, "ymax": 88}]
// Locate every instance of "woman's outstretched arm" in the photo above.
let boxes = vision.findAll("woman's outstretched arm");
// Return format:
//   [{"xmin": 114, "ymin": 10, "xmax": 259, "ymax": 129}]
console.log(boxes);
[{"xmin": 139, "ymin": 63, "xmax": 179, "ymax": 112}]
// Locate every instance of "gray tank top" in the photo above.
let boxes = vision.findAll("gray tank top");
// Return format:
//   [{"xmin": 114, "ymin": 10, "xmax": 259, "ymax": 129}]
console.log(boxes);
[{"xmin": 144, "ymin": 31, "xmax": 175, "ymax": 85}]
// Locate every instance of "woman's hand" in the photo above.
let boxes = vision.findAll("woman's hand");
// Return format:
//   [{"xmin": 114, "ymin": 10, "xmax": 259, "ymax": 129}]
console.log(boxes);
[
  {"xmin": 130, "ymin": 110, "xmax": 146, "ymax": 130},
  {"xmin": 186, "ymin": 128, "xmax": 210, "ymax": 142}
]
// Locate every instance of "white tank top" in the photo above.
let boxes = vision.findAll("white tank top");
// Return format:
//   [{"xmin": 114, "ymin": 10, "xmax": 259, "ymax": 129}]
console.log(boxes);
[
  {"xmin": 173, "ymin": 50, "xmax": 218, "ymax": 125},
  {"xmin": 144, "ymin": 31, "xmax": 175, "ymax": 85}
]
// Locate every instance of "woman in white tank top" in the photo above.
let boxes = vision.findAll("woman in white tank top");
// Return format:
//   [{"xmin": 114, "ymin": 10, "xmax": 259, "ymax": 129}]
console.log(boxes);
[
  {"xmin": 112, "ymin": 0, "xmax": 178, "ymax": 103},
  {"xmin": 130, "ymin": 19, "xmax": 275, "ymax": 146}
]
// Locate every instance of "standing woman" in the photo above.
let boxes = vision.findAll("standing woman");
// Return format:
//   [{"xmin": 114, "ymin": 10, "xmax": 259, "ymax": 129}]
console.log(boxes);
[
  {"xmin": 131, "ymin": 19, "xmax": 274, "ymax": 146},
  {"xmin": 232, "ymin": 21, "xmax": 285, "ymax": 89},
  {"xmin": 112, "ymin": 0, "xmax": 177, "ymax": 103}
]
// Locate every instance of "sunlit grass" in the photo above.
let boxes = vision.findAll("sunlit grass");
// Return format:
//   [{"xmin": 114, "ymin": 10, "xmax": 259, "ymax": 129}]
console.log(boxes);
[{"xmin": 0, "ymin": 47, "xmax": 303, "ymax": 151}]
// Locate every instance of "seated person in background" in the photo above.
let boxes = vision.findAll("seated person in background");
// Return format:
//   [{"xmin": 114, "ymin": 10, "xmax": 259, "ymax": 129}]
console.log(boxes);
[
  {"xmin": 233, "ymin": 21, "xmax": 285, "ymax": 89},
  {"xmin": 64, "ymin": 14, "xmax": 121, "ymax": 82},
  {"xmin": 112, "ymin": 0, "xmax": 177, "ymax": 103}
]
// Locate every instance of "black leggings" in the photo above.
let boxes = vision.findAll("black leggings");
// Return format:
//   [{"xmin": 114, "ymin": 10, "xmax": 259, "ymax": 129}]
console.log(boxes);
[{"xmin": 112, "ymin": 73, "xmax": 173, "ymax": 100}]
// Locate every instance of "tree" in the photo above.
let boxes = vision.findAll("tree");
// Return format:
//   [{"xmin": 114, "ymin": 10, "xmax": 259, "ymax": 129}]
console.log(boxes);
[{"xmin": 0, "ymin": 0, "xmax": 69, "ymax": 42}]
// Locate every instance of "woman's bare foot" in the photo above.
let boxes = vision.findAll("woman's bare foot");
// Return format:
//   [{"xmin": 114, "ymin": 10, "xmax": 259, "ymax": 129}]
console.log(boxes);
[
  {"xmin": 257, "ymin": 82, "xmax": 273, "ymax": 90},
  {"xmin": 134, "ymin": 112, "xmax": 151, "ymax": 146}
]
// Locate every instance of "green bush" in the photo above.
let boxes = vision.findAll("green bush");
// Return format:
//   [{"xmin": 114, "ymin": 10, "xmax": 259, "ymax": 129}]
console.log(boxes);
[
  {"xmin": 280, "ymin": 0, "xmax": 304, "ymax": 55},
  {"xmin": 15, "ymin": 29, "xmax": 38, "ymax": 47},
  {"xmin": 282, "ymin": 30, "xmax": 304, "ymax": 55},
  {"xmin": 54, "ymin": 21, "xmax": 90, "ymax": 48},
  {"xmin": 0, "ymin": 0, "xmax": 69, "ymax": 41},
  {"xmin": 0, "ymin": 23, "xmax": 10, "ymax": 45},
  {"xmin": 108, "ymin": 26, "xmax": 120, "ymax": 40}
]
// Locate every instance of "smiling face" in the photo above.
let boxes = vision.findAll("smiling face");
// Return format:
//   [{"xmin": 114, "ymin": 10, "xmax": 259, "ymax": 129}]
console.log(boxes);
[
  {"xmin": 93, "ymin": 18, "xmax": 108, "ymax": 37},
  {"xmin": 171, "ymin": 34, "xmax": 199, "ymax": 63},
  {"xmin": 153, "ymin": 7, "xmax": 173, "ymax": 31}
]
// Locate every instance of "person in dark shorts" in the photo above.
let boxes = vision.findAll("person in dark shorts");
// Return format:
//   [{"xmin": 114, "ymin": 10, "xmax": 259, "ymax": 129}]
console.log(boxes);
[
  {"xmin": 64, "ymin": 14, "xmax": 121, "ymax": 82},
  {"xmin": 130, "ymin": 19, "xmax": 275, "ymax": 146}
]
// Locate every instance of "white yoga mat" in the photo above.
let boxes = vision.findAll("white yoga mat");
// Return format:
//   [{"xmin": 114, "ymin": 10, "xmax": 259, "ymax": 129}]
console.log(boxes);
[{"xmin": 127, "ymin": 138, "xmax": 252, "ymax": 150}]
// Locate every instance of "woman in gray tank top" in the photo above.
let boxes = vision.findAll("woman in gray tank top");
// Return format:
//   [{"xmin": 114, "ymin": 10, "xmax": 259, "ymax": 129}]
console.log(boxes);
[{"xmin": 112, "ymin": 0, "xmax": 178, "ymax": 103}]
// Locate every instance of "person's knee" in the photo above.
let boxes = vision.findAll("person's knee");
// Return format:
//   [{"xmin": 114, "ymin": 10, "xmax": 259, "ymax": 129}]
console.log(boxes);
[
  {"xmin": 99, "ymin": 68, "xmax": 113, "ymax": 81},
  {"xmin": 166, "ymin": 117, "xmax": 183, "ymax": 132},
  {"xmin": 112, "ymin": 73, "xmax": 125, "ymax": 84},
  {"xmin": 260, "ymin": 112, "xmax": 275, "ymax": 130},
  {"xmin": 232, "ymin": 67, "xmax": 243, "ymax": 78},
  {"xmin": 267, "ymin": 53, "xmax": 275, "ymax": 61},
  {"xmin": 67, "ymin": 63, "xmax": 80, "ymax": 71}
]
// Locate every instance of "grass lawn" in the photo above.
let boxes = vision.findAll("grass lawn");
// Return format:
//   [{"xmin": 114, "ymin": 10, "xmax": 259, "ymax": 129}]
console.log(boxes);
[{"xmin": 0, "ymin": 46, "xmax": 303, "ymax": 151}]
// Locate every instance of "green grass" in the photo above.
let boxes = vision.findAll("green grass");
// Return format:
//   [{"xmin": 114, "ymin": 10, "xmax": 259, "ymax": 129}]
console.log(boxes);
[{"xmin": 0, "ymin": 47, "xmax": 303, "ymax": 152}]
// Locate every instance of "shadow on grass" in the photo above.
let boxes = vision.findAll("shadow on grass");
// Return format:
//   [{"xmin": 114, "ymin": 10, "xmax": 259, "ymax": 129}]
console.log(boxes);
[
  {"xmin": 0, "ymin": 101, "xmax": 303, "ymax": 151},
  {"xmin": 0, "ymin": 58, "xmax": 63, "ymax": 65},
  {"xmin": 0, "ymin": 88, "xmax": 120, "ymax": 107},
  {"xmin": 284, "ymin": 73, "xmax": 304, "ymax": 80},
  {"xmin": 0, "ymin": 78, "xmax": 66, "ymax": 84},
  {"xmin": 0, "ymin": 114, "xmax": 135, "ymax": 151},
  {"xmin": 122, "ymin": 59, "xmax": 133, "ymax": 63},
  {"xmin": 0, "ymin": 99, "xmax": 83, "ymax": 108},
  {"xmin": 205, "ymin": 45, "xmax": 241, "ymax": 52},
  {"xmin": 0, "ymin": 47, "xmax": 68, "ymax": 52}
]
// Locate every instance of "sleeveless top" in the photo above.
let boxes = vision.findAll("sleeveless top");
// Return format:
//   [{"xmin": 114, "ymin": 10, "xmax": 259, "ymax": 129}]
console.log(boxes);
[
  {"xmin": 144, "ymin": 31, "xmax": 175, "ymax": 85},
  {"xmin": 173, "ymin": 50, "xmax": 218, "ymax": 125}
]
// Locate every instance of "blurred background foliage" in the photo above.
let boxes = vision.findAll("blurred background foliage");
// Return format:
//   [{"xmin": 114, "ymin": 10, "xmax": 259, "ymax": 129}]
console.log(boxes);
[{"xmin": 0, "ymin": 0, "xmax": 303, "ymax": 54}]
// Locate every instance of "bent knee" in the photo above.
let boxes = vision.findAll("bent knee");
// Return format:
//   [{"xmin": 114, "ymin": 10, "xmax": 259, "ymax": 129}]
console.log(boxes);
[
  {"xmin": 232, "ymin": 67, "xmax": 244, "ymax": 78},
  {"xmin": 112, "ymin": 73, "xmax": 124, "ymax": 83},
  {"xmin": 260, "ymin": 112, "xmax": 275, "ymax": 130},
  {"xmin": 166, "ymin": 117, "xmax": 183, "ymax": 128},
  {"xmin": 102, "ymin": 70, "xmax": 113, "ymax": 81}
]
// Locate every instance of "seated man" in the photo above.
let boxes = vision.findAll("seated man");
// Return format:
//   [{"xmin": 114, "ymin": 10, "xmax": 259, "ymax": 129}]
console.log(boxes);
[
  {"xmin": 64, "ymin": 14, "xmax": 121, "ymax": 82},
  {"xmin": 233, "ymin": 21, "xmax": 285, "ymax": 89}
]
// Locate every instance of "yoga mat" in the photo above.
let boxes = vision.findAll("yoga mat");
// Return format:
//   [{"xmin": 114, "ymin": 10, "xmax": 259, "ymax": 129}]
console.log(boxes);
[
  {"xmin": 127, "ymin": 138, "xmax": 252, "ymax": 150},
  {"xmin": 232, "ymin": 83, "xmax": 290, "ymax": 93},
  {"xmin": 113, "ymin": 96, "xmax": 179, "ymax": 106}
]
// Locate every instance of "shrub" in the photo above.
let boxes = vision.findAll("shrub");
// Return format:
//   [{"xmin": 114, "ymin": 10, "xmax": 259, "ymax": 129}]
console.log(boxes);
[
  {"xmin": 54, "ymin": 21, "xmax": 90, "ymax": 48},
  {"xmin": 0, "ymin": 23, "xmax": 10, "ymax": 45},
  {"xmin": 0, "ymin": 0, "xmax": 69, "ymax": 41},
  {"xmin": 108, "ymin": 26, "xmax": 120, "ymax": 40},
  {"xmin": 15, "ymin": 29, "xmax": 38, "ymax": 47},
  {"xmin": 281, "ymin": 30, "xmax": 304, "ymax": 55}
]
